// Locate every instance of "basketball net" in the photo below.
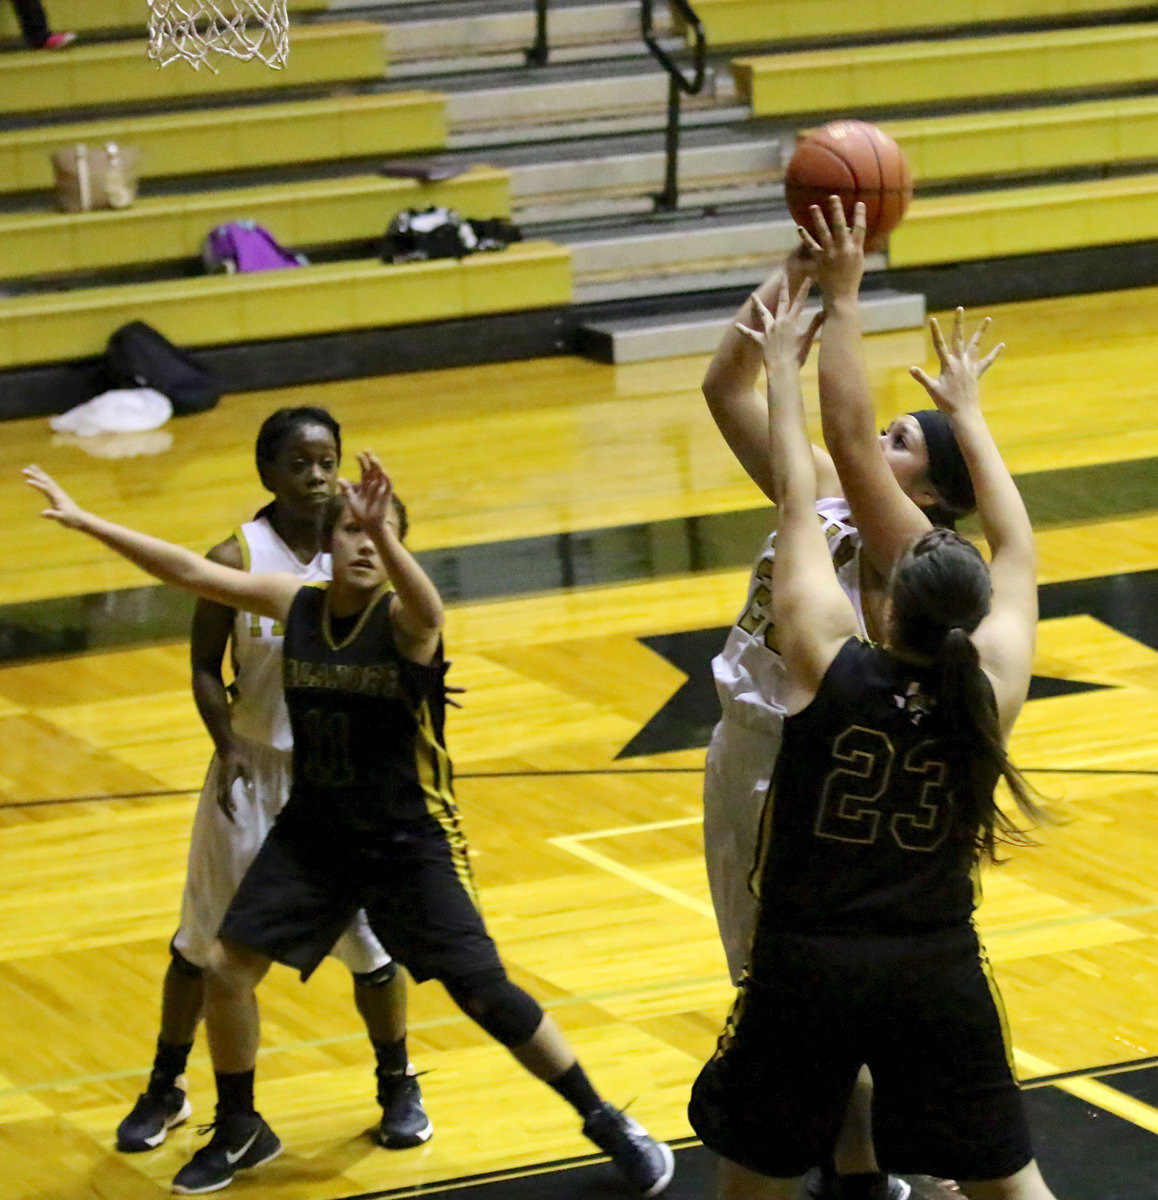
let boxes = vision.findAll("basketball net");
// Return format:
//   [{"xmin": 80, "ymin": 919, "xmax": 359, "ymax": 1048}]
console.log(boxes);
[{"xmin": 146, "ymin": 0, "xmax": 289, "ymax": 70}]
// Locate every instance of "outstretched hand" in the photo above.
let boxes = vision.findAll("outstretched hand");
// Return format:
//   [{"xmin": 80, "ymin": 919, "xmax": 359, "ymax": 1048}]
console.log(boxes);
[
  {"xmin": 910, "ymin": 308, "xmax": 1004, "ymax": 419},
  {"xmin": 339, "ymin": 451, "xmax": 397, "ymax": 535},
  {"xmin": 23, "ymin": 465, "xmax": 87, "ymax": 529},
  {"xmin": 797, "ymin": 196, "xmax": 866, "ymax": 301},
  {"xmin": 734, "ymin": 274, "xmax": 815, "ymax": 370}
]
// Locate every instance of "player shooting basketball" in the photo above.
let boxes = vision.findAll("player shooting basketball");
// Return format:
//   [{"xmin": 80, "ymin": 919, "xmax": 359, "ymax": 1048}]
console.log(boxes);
[
  {"xmin": 691, "ymin": 257, "xmax": 1056, "ymax": 1200},
  {"xmin": 701, "ymin": 197, "xmax": 993, "ymax": 1200}
]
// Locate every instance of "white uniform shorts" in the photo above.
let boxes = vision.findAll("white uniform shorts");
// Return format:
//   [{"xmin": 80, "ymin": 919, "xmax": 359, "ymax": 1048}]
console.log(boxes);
[
  {"xmin": 171, "ymin": 738, "xmax": 390, "ymax": 975},
  {"xmin": 703, "ymin": 714, "xmax": 783, "ymax": 984}
]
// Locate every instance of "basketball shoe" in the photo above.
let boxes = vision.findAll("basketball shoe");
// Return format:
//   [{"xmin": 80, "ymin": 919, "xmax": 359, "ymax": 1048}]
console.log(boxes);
[
  {"xmin": 806, "ymin": 1168, "xmax": 912, "ymax": 1200},
  {"xmin": 171, "ymin": 1114, "xmax": 282, "ymax": 1194},
  {"xmin": 375, "ymin": 1067, "xmax": 433, "ymax": 1148},
  {"xmin": 582, "ymin": 1103, "xmax": 675, "ymax": 1196},
  {"xmin": 115, "ymin": 1077, "xmax": 192, "ymax": 1151}
]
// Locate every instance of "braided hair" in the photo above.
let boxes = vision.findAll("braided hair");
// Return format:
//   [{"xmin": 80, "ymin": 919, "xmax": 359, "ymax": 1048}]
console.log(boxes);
[{"xmin": 890, "ymin": 528, "xmax": 1045, "ymax": 862}]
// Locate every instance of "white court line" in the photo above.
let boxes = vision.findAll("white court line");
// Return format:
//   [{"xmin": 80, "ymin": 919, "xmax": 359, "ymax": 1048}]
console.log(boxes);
[
  {"xmin": 551, "ymin": 817, "xmax": 1158, "ymax": 935},
  {"xmin": 549, "ymin": 815, "xmax": 716, "ymax": 919}
]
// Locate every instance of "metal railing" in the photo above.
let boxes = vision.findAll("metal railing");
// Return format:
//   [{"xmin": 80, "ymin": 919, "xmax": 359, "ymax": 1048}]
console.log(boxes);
[
  {"xmin": 642, "ymin": 0, "xmax": 707, "ymax": 211},
  {"xmin": 526, "ymin": 0, "xmax": 550, "ymax": 65},
  {"xmin": 525, "ymin": 0, "xmax": 707, "ymax": 209}
]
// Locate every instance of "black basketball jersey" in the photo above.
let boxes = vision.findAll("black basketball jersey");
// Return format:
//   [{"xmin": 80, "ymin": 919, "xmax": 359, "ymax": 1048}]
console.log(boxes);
[
  {"xmin": 281, "ymin": 584, "xmax": 455, "ymax": 830},
  {"xmin": 755, "ymin": 637, "xmax": 998, "ymax": 936}
]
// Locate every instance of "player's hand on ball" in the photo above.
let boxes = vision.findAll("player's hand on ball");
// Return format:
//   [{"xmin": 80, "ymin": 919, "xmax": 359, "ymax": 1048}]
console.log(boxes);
[
  {"xmin": 910, "ymin": 307, "xmax": 1004, "ymax": 418},
  {"xmin": 23, "ymin": 465, "xmax": 88, "ymax": 529},
  {"xmin": 798, "ymin": 196, "xmax": 866, "ymax": 301}
]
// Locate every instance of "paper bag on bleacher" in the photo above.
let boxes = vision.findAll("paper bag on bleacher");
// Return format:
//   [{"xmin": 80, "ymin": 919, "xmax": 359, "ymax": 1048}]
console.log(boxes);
[{"xmin": 51, "ymin": 143, "xmax": 141, "ymax": 213}]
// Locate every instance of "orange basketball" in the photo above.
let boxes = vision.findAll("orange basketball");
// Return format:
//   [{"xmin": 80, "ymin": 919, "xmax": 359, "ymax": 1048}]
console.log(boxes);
[{"xmin": 784, "ymin": 120, "xmax": 912, "ymax": 250}]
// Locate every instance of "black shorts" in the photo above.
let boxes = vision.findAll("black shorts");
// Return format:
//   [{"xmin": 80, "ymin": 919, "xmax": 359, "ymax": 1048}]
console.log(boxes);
[
  {"xmin": 688, "ymin": 925, "xmax": 1033, "ymax": 1182},
  {"xmin": 219, "ymin": 808, "xmax": 505, "ymax": 987}
]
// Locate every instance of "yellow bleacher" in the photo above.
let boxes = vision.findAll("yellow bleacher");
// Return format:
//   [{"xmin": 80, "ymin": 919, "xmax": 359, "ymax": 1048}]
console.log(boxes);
[
  {"xmin": 0, "ymin": 167, "xmax": 511, "ymax": 279},
  {"xmin": 0, "ymin": 21, "xmax": 387, "ymax": 114},
  {"xmin": 878, "ymin": 95, "xmax": 1158, "ymax": 183},
  {"xmin": 732, "ymin": 23, "xmax": 1158, "ymax": 116},
  {"xmin": 0, "ymin": 93, "xmax": 447, "ymax": 194},
  {"xmin": 0, "ymin": 242, "xmax": 572, "ymax": 369},
  {"xmin": 889, "ymin": 173, "xmax": 1158, "ymax": 265},
  {"xmin": 685, "ymin": 0, "xmax": 1156, "ymax": 46}
]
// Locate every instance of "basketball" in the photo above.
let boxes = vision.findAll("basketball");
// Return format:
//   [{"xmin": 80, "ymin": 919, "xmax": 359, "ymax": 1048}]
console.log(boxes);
[{"xmin": 784, "ymin": 120, "xmax": 912, "ymax": 250}]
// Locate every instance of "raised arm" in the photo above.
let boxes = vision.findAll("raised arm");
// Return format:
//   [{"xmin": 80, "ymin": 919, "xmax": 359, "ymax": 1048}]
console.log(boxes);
[
  {"xmin": 342, "ymin": 453, "xmax": 444, "ymax": 665},
  {"xmin": 190, "ymin": 536, "xmax": 254, "ymax": 819},
  {"xmin": 737, "ymin": 281, "xmax": 860, "ymax": 713},
  {"xmin": 806, "ymin": 198, "xmax": 932, "ymax": 574},
  {"xmin": 702, "ymin": 251, "xmax": 835, "ymax": 501},
  {"xmin": 23, "ymin": 465, "xmax": 301, "ymax": 622},
  {"xmin": 909, "ymin": 311, "xmax": 1036, "ymax": 736}
]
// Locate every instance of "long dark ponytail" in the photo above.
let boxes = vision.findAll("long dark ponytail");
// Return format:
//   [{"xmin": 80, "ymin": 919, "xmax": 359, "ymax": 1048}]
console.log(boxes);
[{"xmin": 891, "ymin": 528, "xmax": 1046, "ymax": 862}]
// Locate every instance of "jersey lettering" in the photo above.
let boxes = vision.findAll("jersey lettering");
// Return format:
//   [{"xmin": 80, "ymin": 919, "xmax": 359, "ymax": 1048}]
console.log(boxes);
[
  {"xmin": 735, "ymin": 557, "xmax": 778, "ymax": 651},
  {"xmin": 891, "ymin": 740, "xmax": 954, "ymax": 851},
  {"xmin": 246, "ymin": 612, "xmax": 285, "ymax": 638},
  {"xmin": 815, "ymin": 726, "xmax": 890, "ymax": 844},
  {"xmin": 816, "ymin": 726, "xmax": 953, "ymax": 851},
  {"xmin": 299, "ymin": 707, "xmax": 354, "ymax": 786}
]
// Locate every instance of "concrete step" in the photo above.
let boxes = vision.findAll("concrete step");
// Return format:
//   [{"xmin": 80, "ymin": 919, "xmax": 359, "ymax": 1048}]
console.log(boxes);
[
  {"xmin": 567, "ymin": 217, "xmax": 867, "ymax": 303},
  {"xmin": 509, "ymin": 136, "xmax": 789, "ymax": 224},
  {"xmin": 441, "ymin": 67, "xmax": 748, "ymax": 148},
  {"xmin": 373, "ymin": 1, "xmax": 680, "ymax": 78},
  {"xmin": 577, "ymin": 288, "xmax": 927, "ymax": 363}
]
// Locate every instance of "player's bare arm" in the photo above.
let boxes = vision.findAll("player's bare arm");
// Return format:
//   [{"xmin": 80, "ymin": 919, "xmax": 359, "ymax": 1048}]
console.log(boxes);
[
  {"xmin": 191, "ymin": 536, "xmax": 252, "ymax": 820},
  {"xmin": 23, "ymin": 465, "xmax": 301, "ymax": 621},
  {"xmin": 342, "ymin": 452, "xmax": 444, "ymax": 665},
  {"xmin": 806, "ymin": 197, "xmax": 933, "ymax": 574},
  {"xmin": 702, "ymin": 250, "xmax": 832, "ymax": 501},
  {"xmin": 910, "ymin": 311, "xmax": 1036, "ymax": 736},
  {"xmin": 736, "ymin": 280, "xmax": 860, "ymax": 712}
]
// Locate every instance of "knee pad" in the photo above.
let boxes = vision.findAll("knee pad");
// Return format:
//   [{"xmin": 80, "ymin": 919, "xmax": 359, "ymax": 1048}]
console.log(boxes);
[
  {"xmin": 445, "ymin": 974, "xmax": 544, "ymax": 1048},
  {"xmin": 352, "ymin": 961, "xmax": 398, "ymax": 988},
  {"xmin": 168, "ymin": 945, "xmax": 204, "ymax": 979}
]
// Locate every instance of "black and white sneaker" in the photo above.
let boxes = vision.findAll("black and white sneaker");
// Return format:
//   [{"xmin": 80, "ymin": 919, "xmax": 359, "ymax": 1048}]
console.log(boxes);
[
  {"xmin": 171, "ymin": 1115, "xmax": 282, "ymax": 1194},
  {"xmin": 115, "ymin": 1079, "xmax": 192, "ymax": 1152},
  {"xmin": 375, "ymin": 1069, "xmax": 433, "ymax": 1149},
  {"xmin": 582, "ymin": 1103, "xmax": 675, "ymax": 1197},
  {"xmin": 807, "ymin": 1171, "xmax": 913, "ymax": 1200}
]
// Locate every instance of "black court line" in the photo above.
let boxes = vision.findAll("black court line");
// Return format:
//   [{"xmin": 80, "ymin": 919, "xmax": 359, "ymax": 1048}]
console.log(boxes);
[
  {"xmin": 3, "ymin": 765, "xmax": 1157, "ymax": 811},
  {"xmin": 0, "ymin": 465, "xmax": 1153, "ymax": 668},
  {"xmin": 1023, "ymin": 1055, "xmax": 1158, "ymax": 1088}
]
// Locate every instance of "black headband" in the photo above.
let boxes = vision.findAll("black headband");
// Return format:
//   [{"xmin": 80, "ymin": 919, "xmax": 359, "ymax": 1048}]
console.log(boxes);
[{"xmin": 909, "ymin": 410, "xmax": 975, "ymax": 517}]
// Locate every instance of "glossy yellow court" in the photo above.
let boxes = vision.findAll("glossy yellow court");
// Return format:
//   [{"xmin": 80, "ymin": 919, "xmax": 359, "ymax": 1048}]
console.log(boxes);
[{"xmin": 0, "ymin": 286, "xmax": 1154, "ymax": 1199}]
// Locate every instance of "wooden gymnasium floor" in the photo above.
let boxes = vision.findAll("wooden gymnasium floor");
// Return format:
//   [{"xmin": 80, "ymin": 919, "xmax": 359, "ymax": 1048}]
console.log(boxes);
[{"xmin": 0, "ymin": 286, "xmax": 1155, "ymax": 1200}]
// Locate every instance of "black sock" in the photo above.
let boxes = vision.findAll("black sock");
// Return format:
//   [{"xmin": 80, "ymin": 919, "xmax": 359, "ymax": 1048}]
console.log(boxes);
[
  {"xmin": 149, "ymin": 1038, "xmax": 192, "ymax": 1091},
  {"xmin": 372, "ymin": 1037, "xmax": 409, "ymax": 1077},
  {"xmin": 841, "ymin": 1172, "xmax": 890, "ymax": 1200},
  {"xmin": 547, "ymin": 1063, "xmax": 603, "ymax": 1119},
  {"xmin": 214, "ymin": 1070, "xmax": 256, "ymax": 1127}
]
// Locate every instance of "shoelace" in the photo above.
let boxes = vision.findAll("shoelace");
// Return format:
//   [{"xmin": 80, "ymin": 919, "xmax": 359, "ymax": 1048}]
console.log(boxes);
[{"xmin": 376, "ymin": 1066, "xmax": 433, "ymax": 1083}]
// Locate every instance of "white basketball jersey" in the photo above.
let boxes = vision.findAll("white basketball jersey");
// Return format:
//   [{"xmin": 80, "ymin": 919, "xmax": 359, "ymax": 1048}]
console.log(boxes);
[
  {"xmin": 712, "ymin": 496, "xmax": 867, "ymax": 731},
  {"xmin": 229, "ymin": 515, "xmax": 331, "ymax": 750}
]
